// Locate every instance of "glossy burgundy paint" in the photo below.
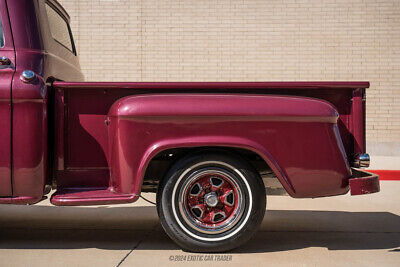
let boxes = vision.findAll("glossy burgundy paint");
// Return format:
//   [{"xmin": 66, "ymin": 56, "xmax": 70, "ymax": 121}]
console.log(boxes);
[
  {"xmin": 0, "ymin": 195, "xmax": 43, "ymax": 205},
  {"xmin": 12, "ymin": 72, "xmax": 47, "ymax": 198},
  {"xmin": 107, "ymin": 94, "xmax": 350, "ymax": 198},
  {"xmin": 351, "ymin": 88, "xmax": 366, "ymax": 155},
  {"xmin": 0, "ymin": 0, "xmax": 15, "ymax": 196},
  {"xmin": 53, "ymin": 81, "xmax": 370, "ymax": 90},
  {"xmin": 51, "ymin": 188, "xmax": 137, "ymax": 206}
]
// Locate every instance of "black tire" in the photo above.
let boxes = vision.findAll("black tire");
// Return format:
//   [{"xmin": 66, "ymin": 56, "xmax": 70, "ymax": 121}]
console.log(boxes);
[{"xmin": 157, "ymin": 152, "xmax": 266, "ymax": 252}]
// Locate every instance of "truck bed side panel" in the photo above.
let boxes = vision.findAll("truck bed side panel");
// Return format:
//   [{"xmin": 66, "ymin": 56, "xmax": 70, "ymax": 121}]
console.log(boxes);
[{"xmin": 52, "ymin": 82, "xmax": 368, "ymax": 195}]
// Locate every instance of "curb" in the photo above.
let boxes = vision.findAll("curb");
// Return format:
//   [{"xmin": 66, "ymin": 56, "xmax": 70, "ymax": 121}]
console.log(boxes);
[{"xmin": 367, "ymin": 170, "xmax": 400, "ymax": 181}]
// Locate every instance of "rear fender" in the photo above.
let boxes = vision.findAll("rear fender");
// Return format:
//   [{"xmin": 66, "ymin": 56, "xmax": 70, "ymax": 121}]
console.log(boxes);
[{"xmin": 107, "ymin": 94, "xmax": 351, "ymax": 198}]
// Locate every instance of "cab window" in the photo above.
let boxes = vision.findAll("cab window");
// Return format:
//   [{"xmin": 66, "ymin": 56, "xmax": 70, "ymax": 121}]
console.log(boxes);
[
  {"xmin": 45, "ymin": 3, "xmax": 75, "ymax": 53},
  {"xmin": 0, "ymin": 19, "xmax": 4, "ymax": 48}
]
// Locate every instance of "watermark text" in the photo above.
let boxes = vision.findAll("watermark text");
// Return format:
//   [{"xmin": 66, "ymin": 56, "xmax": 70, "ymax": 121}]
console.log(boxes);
[{"xmin": 169, "ymin": 254, "xmax": 233, "ymax": 262}]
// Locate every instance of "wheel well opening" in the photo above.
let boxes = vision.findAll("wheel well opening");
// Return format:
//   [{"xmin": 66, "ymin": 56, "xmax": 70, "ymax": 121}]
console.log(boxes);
[{"xmin": 141, "ymin": 146, "xmax": 284, "ymax": 194}]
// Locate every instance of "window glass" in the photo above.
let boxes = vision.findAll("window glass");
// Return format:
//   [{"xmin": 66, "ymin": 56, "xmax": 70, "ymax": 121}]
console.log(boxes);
[
  {"xmin": 0, "ymin": 19, "xmax": 4, "ymax": 48},
  {"xmin": 45, "ymin": 3, "xmax": 74, "ymax": 52}
]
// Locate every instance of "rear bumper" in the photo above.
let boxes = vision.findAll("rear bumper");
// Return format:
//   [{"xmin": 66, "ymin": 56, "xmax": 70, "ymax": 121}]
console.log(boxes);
[{"xmin": 349, "ymin": 168, "xmax": 380, "ymax": 196}]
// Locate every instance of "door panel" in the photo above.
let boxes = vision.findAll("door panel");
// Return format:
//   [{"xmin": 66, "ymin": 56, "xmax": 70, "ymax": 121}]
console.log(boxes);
[{"xmin": 0, "ymin": 0, "xmax": 15, "ymax": 196}]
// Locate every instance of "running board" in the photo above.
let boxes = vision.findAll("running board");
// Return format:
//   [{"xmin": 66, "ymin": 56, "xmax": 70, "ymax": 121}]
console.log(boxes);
[{"xmin": 50, "ymin": 188, "xmax": 138, "ymax": 206}]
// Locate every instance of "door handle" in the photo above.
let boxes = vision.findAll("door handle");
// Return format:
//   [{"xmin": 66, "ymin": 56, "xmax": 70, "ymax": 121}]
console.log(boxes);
[{"xmin": 0, "ymin": 56, "xmax": 11, "ymax": 65}]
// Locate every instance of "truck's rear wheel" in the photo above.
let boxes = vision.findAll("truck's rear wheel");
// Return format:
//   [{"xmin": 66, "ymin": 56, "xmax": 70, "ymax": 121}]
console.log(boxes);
[{"xmin": 157, "ymin": 152, "xmax": 266, "ymax": 252}]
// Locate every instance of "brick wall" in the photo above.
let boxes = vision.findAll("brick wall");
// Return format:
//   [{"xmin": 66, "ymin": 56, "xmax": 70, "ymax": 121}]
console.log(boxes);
[{"xmin": 58, "ymin": 0, "xmax": 400, "ymax": 156}]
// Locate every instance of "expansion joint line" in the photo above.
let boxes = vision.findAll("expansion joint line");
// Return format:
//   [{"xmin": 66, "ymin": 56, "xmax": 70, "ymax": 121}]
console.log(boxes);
[{"xmin": 116, "ymin": 223, "xmax": 158, "ymax": 267}]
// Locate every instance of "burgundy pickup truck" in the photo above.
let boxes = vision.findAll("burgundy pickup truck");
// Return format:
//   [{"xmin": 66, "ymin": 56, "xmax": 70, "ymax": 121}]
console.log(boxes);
[{"xmin": 0, "ymin": 0, "xmax": 379, "ymax": 252}]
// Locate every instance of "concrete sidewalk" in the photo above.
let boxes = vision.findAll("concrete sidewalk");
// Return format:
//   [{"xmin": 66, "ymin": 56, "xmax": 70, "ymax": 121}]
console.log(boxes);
[{"xmin": 0, "ymin": 181, "xmax": 399, "ymax": 267}]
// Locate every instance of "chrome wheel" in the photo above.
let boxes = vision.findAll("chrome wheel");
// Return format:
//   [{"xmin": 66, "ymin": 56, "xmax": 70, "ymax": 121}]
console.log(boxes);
[{"xmin": 178, "ymin": 168, "xmax": 245, "ymax": 235}]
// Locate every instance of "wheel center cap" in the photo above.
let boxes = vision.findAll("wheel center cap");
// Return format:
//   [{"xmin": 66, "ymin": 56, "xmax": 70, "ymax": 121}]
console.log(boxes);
[{"xmin": 204, "ymin": 192, "xmax": 218, "ymax": 207}]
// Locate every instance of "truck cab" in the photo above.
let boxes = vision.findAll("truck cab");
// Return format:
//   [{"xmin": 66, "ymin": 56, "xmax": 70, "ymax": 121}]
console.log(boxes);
[{"xmin": 0, "ymin": 0, "xmax": 83, "ymax": 203}]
